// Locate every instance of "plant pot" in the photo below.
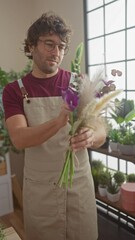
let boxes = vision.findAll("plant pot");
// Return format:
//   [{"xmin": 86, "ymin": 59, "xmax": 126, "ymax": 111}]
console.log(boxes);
[
  {"xmin": 98, "ymin": 185, "xmax": 107, "ymax": 197},
  {"xmin": 107, "ymin": 191, "xmax": 120, "ymax": 202},
  {"xmin": 121, "ymin": 183, "xmax": 135, "ymax": 211},
  {"xmin": 109, "ymin": 141, "xmax": 119, "ymax": 153},
  {"xmin": 119, "ymin": 144, "xmax": 135, "ymax": 156}
]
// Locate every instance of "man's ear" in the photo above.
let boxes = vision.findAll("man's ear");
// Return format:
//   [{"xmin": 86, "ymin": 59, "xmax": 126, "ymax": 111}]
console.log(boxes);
[{"xmin": 29, "ymin": 45, "xmax": 34, "ymax": 54}]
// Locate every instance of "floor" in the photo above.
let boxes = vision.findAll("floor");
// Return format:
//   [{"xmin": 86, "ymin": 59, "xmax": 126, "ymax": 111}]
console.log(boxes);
[
  {"xmin": 1, "ymin": 207, "xmax": 135, "ymax": 240},
  {"xmin": 98, "ymin": 213, "xmax": 135, "ymax": 240}
]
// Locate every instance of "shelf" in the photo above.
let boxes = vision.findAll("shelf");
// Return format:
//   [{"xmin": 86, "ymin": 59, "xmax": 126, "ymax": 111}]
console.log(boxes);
[
  {"xmin": 92, "ymin": 147, "xmax": 135, "ymax": 164},
  {"xmin": 96, "ymin": 192, "xmax": 135, "ymax": 218}
]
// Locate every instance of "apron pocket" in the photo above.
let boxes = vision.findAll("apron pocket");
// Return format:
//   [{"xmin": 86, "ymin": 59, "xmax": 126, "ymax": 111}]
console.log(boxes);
[{"xmin": 24, "ymin": 177, "xmax": 58, "ymax": 217}]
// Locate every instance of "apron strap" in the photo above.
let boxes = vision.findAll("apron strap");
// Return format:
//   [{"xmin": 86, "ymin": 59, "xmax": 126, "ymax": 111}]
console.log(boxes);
[{"xmin": 17, "ymin": 79, "xmax": 30, "ymax": 103}]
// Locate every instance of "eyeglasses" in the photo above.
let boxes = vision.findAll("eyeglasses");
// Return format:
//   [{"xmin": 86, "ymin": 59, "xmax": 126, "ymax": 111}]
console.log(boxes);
[{"xmin": 38, "ymin": 39, "xmax": 69, "ymax": 55}]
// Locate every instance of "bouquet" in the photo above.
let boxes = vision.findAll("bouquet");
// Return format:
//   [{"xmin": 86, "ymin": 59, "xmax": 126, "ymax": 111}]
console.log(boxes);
[{"xmin": 58, "ymin": 43, "xmax": 122, "ymax": 188}]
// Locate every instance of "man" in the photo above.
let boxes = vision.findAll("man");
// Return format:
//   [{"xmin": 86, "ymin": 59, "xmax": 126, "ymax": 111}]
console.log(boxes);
[{"xmin": 2, "ymin": 12, "xmax": 106, "ymax": 240}]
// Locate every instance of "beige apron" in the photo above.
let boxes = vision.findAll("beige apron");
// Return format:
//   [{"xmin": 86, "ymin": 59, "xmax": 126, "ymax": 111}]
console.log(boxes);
[{"xmin": 21, "ymin": 87, "xmax": 98, "ymax": 240}]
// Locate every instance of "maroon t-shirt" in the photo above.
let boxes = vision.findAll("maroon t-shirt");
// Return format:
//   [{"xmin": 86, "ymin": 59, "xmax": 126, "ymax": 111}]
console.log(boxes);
[{"xmin": 2, "ymin": 68, "xmax": 71, "ymax": 120}]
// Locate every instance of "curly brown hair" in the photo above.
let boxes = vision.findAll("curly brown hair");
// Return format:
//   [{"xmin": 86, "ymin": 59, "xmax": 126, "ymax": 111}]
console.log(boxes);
[{"xmin": 24, "ymin": 12, "xmax": 72, "ymax": 59}]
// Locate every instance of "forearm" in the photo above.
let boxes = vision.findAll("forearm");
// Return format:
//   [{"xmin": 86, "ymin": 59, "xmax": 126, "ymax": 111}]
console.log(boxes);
[
  {"xmin": 7, "ymin": 117, "xmax": 63, "ymax": 149},
  {"xmin": 5, "ymin": 103, "xmax": 71, "ymax": 149}
]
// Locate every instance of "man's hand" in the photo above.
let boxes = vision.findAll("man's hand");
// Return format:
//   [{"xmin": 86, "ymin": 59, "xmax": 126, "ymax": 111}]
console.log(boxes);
[{"xmin": 70, "ymin": 127, "xmax": 95, "ymax": 151}]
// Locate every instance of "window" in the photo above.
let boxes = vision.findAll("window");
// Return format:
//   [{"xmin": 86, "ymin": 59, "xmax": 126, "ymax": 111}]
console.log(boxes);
[
  {"xmin": 84, "ymin": 0, "xmax": 135, "ymax": 231},
  {"xmin": 84, "ymin": 0, "xmax": 135, "ymax": 173}
]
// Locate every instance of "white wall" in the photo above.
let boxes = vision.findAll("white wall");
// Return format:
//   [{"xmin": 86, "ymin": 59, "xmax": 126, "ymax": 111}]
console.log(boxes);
[{"xmin": 0, "ymin": 0, "xmax": 85, "ymax": 72}]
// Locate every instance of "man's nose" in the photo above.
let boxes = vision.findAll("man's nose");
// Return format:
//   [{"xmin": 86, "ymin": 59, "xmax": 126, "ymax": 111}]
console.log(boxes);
[{"xmin": 51, "ymin": 45, "xmax": 60, "ymax": 55}]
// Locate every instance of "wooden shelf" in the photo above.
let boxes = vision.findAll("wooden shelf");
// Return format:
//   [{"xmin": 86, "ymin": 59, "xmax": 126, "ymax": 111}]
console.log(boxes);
[
  {"xmin": 90, "ymin": 147, "xmax": 135, "ymax": 220},
  {"xmin": 92, "ymin": 147, "xmax": 135, "ymax": 164},
  {"xmin": 96, "ymin": 192, "xmax": 135, "ymax": 218}
]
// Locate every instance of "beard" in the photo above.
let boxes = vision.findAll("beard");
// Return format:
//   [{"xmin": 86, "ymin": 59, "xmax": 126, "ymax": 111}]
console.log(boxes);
[{"xmin": 35, "ymin": 56, "xmax": 62, "ymax": 74}]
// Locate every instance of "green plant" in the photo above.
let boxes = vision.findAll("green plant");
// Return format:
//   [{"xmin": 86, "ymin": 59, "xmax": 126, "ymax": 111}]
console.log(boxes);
[
  {"xmin": 108, "ymin": 128, "xmax": 121, "ymax": 143},
  {"xmin": 113, "ymin": 171, "xmax": 125, "ymax": 186},
  {"xmin": 98, "ymin": 170, "xmax": 111, "ymax": 187},
  {"xmin": 70, "ymin": 42, "xmax": 83, "ymax": 74},
  {"xmin": 91, "ymin": 160, "xmax": 105, "ymax": 192},
  {"xmin": 107, "ymin": 181, "xmax": 119, "ymax": 194},
  {"xmin": 118, "ymin": 123, "xmax": 135, "ymax": 145},
  {"xmin": 0, "ymin": 224, "xmax": 5, "ymax": 240},
  {"xmin": 126, "ymin": 173, "xmax": 135, "ymax": 182},
  {"xmin": 0, "ymin": 61, "xmax": 32, "ymax": 154},
  {"xmin": 111, "ymin": 98, "xmax": 135, "ymax": 125}
]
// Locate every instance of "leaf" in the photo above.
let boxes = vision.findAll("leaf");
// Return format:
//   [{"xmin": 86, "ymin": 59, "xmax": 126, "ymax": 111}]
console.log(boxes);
[
  {"xmin": 125, "ymin": 109, "xmax": 135, "ymax": 123},
  {"xmin": 75, "ymin": 42, "xmax": 84, "ymax": 64}
]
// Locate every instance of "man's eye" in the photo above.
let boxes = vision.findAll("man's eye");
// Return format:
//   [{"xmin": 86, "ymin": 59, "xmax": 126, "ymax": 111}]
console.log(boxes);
[{"xmin": 46, "ymin": 43, "xmax": 53, "ymax": 48}]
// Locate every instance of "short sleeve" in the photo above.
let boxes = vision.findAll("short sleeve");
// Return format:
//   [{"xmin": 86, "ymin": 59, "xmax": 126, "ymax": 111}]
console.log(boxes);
[{"xmin": 2, "ymin": 81, "xmax": 24, "ymax": 120}]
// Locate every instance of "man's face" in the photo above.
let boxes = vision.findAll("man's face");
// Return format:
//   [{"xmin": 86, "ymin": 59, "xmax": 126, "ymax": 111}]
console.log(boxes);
[{"xmin": 30, "ymin": 34, "xmax": 66, "ymax": 76}]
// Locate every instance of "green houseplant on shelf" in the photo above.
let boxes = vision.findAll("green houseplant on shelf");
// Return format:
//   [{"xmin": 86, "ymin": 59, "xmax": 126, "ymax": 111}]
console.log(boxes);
[
  {"xmin": 117, "ymin": 123, "xmax": 135, "ymax": 155},
  {"xmin": 109, "ymin": 98, "xmax": 135, "ymax": 155},
  {"xmin": 108, "ymin": 127, "xmax": 121, "ymax": 152},
  {"xmin": 91, "ymin": 159, "xmax": 105, "ymax": 193},
  {"xmin": 126, "ymin": 173, "xmax": 135, "ymax": 183},
  {"xmin": 106, "ymin": 170, "xmax": 125, "ymax": 202},
  {"xmin": 98, "ymin": 170, "xmax": 111, "ymax": 197},
  {"xmin": 113, "ymin": 170, "xmax": 125, "ymax": 186}
]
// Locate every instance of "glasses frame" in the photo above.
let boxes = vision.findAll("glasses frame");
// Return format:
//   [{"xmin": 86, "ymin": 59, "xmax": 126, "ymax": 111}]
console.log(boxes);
[{"xmin": 38, "ymin": 39, "xmax": 69, "ymax": 55}]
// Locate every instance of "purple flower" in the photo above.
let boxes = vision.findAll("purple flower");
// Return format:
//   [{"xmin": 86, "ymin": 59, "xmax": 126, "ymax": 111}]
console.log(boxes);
[{"xmin": 62, "ymin": 87, "xmax": 79, "ymax": 111}]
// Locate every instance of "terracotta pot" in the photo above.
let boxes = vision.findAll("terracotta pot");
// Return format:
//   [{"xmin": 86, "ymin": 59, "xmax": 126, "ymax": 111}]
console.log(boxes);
[{"xmin": 121, "ymin": 183, "xmax": 135, "ymax": 211}]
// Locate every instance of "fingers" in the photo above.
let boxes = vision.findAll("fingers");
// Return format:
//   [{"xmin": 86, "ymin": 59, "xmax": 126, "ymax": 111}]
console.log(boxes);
[{"xmin": 70, "ymin": 128, "xmax": 95, "ymax": 151}]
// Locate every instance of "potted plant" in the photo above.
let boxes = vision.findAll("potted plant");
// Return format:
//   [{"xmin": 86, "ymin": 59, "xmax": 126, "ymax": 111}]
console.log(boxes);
[
  {"xmin": 126, "ymin": 173, "xmax": 135, "ymax": 182},
  {"xmin": 106, "ymin": 170, "xmax": 125, "ymax": 202},
  {"xmin": 108, "ymin": 128, "xmax": 120, "ymax": 152},
  {"xmin": 91, "ymin": 159, "xmax": 105, "ymax": 192},
  {"xmin": 107, "ymin": 180, "xmax": 120, "ymax": 202},
  {"xmin": 98, "ymin": 170, "xmax": 111, "ymax": 197},
  {"xmin": 118, "ymin": 123, "xmax": 135, "ymax": 155},
  {"xmin": 110, "ymin": 98, "xmax": 135, "ymax": 155},
  {"xmin": 113, "ymin": 170, "xmax": 125, "ymax": 186}
]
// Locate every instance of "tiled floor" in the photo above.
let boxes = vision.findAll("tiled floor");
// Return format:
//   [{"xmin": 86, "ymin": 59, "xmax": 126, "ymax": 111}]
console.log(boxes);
[{"xmin": 98, "ymin": 213, "xmax": 135, "ymax": 240}]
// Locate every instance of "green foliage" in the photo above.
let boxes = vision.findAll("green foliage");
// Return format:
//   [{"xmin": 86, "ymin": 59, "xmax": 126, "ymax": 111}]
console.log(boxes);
[
  {"xmin": 118, "ymin": 124, "xmax": 135, "ymax": 145},
  {"xmin": 91, "ymin": 160, "xmax": 105, "ymax": 192},
  {"xmin": 70, "ymin": 42, "xmax": 83, "ymax": 74},
  {"xmin": 98, "ymin": 170, "xmax": 111, "ymax": 187},
  {"xmin": 107, "ymin": 170, "xmax": 125, "ymax": 194},
  {"xmin": 110, "ymin": 98, "xmax": 135, "ymax": 124},
  {"xmin": 107, "ymin": 181, "xmax": 119, "ymax": 194},
  {"xmin": 113, "ymin": 171, "xmax": 125, "ymax": 186},
  {"xmin": 0, "ymin": 225, "xmax": 5, "ymax": 240},
  {"xmin": 126, "ymin": 173, "xmax": 135, "ymax": 182},
  {"xmin": 0, "ymin": 61, "xmax": 32, "ymax": 155},
  {"xmin": 7, "ymin": 61, "xmax": 32, "ymax": 82},
  {"xmin": 108, "ymin": 128, "xmax": 121, "ymax": 143}
]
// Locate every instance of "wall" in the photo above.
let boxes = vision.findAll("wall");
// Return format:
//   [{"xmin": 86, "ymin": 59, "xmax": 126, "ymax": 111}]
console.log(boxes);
[{"xmin": 0, "ymin": 0, "xmax": 85, "ymax": 72}]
